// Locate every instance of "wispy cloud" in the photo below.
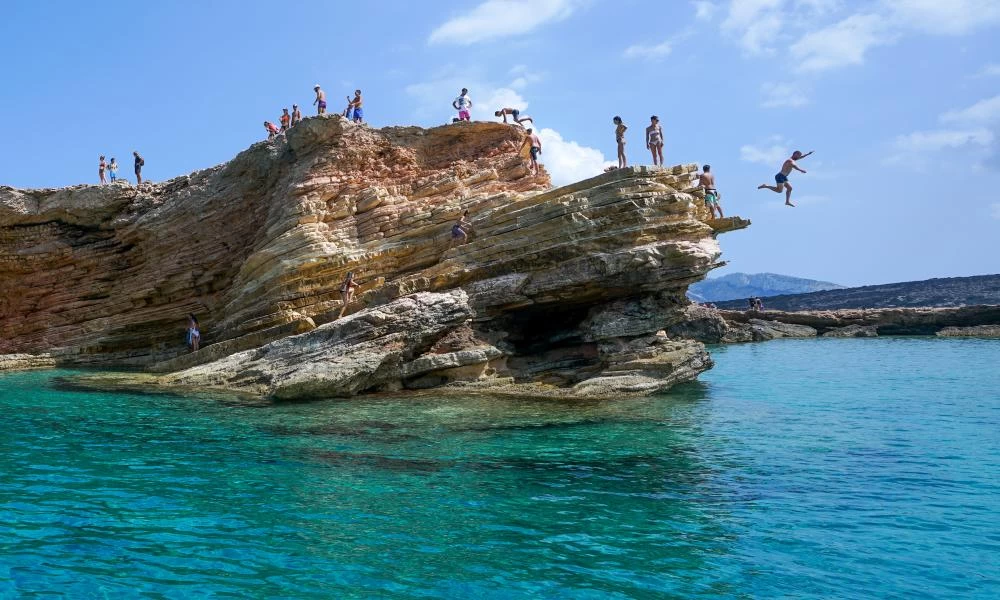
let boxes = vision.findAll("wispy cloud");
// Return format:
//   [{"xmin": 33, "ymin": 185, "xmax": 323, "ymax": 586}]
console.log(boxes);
[
  {"xmin": 885, "ymin": 0, "xmax": 1000, "ymax": 35},
  {"xmin": 790, "ymin": 13, "xmax": 893, "ymax": 72},
  {"xmin": 623, "ymin": 40, "xmax": 672, "ymax": 60},
  {"xmin": 429, "ymin": 0, "xmax": 580, "ymax": 45},
  {"xmin": 537, "ymin": 128, "xmax": 613, "ymax": 186},
  {"xmin": 975, "ymin": 63, "xmax": 1000, "ymax": 78},
  {"xmin": 740, "ymin": 136, "xmax": 790, "ymax": 165},
  {"xmin": 894, "ymin": 128, "xmax": 994, "ymax": 151},
  {"xmin": 940, "ymin": 95, "xmax": 1000, "ymax": 124},
  {"xmin": 692, "ymin": 1, "xmax": 717, "ymax": 21},
  {"xmin": 760, "ymin": 82, "xmax": 809, "ymax": 108}
]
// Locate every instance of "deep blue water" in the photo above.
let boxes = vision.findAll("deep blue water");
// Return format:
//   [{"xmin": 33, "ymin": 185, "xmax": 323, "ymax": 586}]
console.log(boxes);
[{"xmin": 1, "ymin": 337, "xmax": 998, "ymax": 599}]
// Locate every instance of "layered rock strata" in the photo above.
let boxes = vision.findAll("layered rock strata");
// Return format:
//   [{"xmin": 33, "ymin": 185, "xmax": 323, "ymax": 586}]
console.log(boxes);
[{"xmin": 1, "ymin": 116, "xmax": 747, "ymax": 398}]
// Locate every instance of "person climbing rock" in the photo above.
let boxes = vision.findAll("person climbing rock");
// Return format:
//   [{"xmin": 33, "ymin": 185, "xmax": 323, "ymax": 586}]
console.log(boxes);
[
  {"xmin": 613, "ymin": 116, "xmax": 628, "ymax": 169},
  {"xmin": 133, "ymin": 151, "xmax": 144, "ymax": 185},
  {"xmin": 453, "ymin": 88, "xmax": 472, "ymax": 122},
  {"xmin": 758, "ymin": 150, "xmax": 813, "ymax": 207},
  {"xmin": 448, "ymin": 210, "xmax": 472, "ymax": 250},
  {"xmin": 521, "ymin": 128, "xmax": 542, "ymax": 176},
  {"xmin": 108, "ymin": 157, "xmax": 118, "ymax": 182},
  {"xmin": 291, "ymin": 104, "xmax": 302, "ymax": 127},
  {"xmin": 187, "ymin": 314, "xmax": 201, "ymax": 352},
  {"xmin": 313, "ymin": 85, "xmax": 326, "ymax": 115},
  {"xmin": 495, "ymin": 107, "xmax": 532, "ymax": 126},
  {"xmin": 264, "ymin": 121, "xmax": 280, "ymax": 139},
  {"xmin": 347, "ymin": 90, "xmax": 364, "ymax": 123},
  {"xmin": 645, "ymin": 115, "xmax": 664, "ymax": 167},
  {"xmin": 338, "ymin": 272, "xmax": 361, "ymax": 319},
  {"xmin": 698, "ymin": 164, "xmax": 724, "ymax": 219},
  {"xmin": 280, "ymin": 108, "xmax": 291, "ymax": 132},
  {"xmin": 99, "ymin": 155, "xmax": 107, "ymax": 184}
]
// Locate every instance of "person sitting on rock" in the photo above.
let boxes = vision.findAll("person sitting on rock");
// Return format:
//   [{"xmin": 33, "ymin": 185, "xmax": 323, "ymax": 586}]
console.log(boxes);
[
  {"xmin": 313, "ymin": 85, "xmax": 326, "ymax": 115},
  {"xmin": 448, "ymin": 210, "xmax": 472, "ymax": 250},
  {"xmin": 495, "ymin": 107, "xmax": 532, "ymax": 126},
  {"xmin": 758, "ymin": 150, "xmax": 813, "ymax": 207},
  {"xmin": 291, "ymin": 104, "xmax": 302, "ymax": 127},
  {"xmin": 698, "ymin": 164, "xmax": 724, "ymax": 219},
  {"xmin": 520, "ymin": 128, "xmax": 542, "ymax": 176},
  {"xmin": 108, "ymin": 157, "xmax": 118, "ymax": 182},
  {"xmin": 187, "ymin": 314, "xmax": 201, "ymax": 352},
  {"xmin": 338, "ymin": 271, "xmax": 361, "ymax": 319},
  {"xmin": 347, "ymin": 90, "xmax": 364, "ymax": 123},
  {"xmin": 453, "ymin": 88, "xmax": 472, "ymax": 121},
  {"xmin": 280, "ymin": 108, "xmax": 291, "ymax": 132},
  {"xmin": 264, "ymin": 121, "xmax": 280, "ymax": 139}
]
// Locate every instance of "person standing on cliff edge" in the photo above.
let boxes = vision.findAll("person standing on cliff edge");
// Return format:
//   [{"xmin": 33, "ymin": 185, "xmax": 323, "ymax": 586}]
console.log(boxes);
[
  {"xmin": 314, "ymin": 85, "xmax": 327, "ymax": 115},
  {"xmin": 645, "ymin": 115, "xmax": 664, "ymax": 166},
  {"xmin": 521, "ymin": 128, "xmax": 542, "ymax": 176},
  {"xmin": 347, "ymin": 90, "xmax": 364, "ymax": 123},
  {"xmin": 453, "ymin": 88, "xmax": 472, "ymax": 121},
  {"xmin": 698, "ymin": 165, "xmax": 724, "ymax": 219},
  {"xmin": 280, "ymin": 108, "xmax": 291, "ymax": 132},
  {"xmin": 99, "ymin": 156, "xmax": 107, "ymax": 184},
  {"xmin": 291, "ymin": 104, "xmax": 302, "ymax": 127},
  {"xmin": 133, "ymin": 151, "xmax": 144, "ymax": 185},
  {"xmin": 613, "ymin": 116, "xmax": 627, "ymax": 169},
  {"xmin": 758, "ymin": 150, "xmax": 813, "ymax": 207}
]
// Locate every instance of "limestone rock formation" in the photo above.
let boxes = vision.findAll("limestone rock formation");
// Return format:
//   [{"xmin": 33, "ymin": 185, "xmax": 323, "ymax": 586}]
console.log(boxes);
[{"xmin": 1, "ymin": 116, "xmax": 748, "ymax": 397}]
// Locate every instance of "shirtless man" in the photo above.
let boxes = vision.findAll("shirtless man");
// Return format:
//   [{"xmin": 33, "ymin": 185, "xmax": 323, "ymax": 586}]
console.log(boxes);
[
  {"xmin": 520, "ymin": 128, "xmax": 543, "ymax": 176},
  {"xmin": 313, "ymin": 85, "xmax": 326, "ymax": 115},
  {"xmin": 758, "ymin": 150, "xmax": 813, "ymax": 207},
  {"xmin": 347, "ymin": 90, "xmax": 363, "ymax": 123},
  {"xmin": 495, "ymin": 107, "xmax": 533, "ymax": 126},
  {"xmin": 645, "ymin": 115, "xmax": 664, "ymax": 166},
  {"xmin": 291, "ymin": 104, "xmax": 302, "ymax": 127},
  {"xmin": 698, "ymin": 164, "xmax": 724, "ymax": 219},
  {"xmin": 133, "ymin": 151, "xmax": 144, "ymax": 185}
]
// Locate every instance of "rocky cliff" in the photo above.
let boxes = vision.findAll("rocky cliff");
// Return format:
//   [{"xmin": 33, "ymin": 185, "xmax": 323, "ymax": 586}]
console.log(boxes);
[{"xmin": 1, "ymin": 116, "xmax": 748, "ymax": 399}]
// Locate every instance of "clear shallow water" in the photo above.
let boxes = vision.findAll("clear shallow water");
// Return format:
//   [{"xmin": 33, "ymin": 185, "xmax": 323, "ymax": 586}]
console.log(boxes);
[{"xmin": 1, "ymin": 338, "xmax": 998, "ymax": 599}]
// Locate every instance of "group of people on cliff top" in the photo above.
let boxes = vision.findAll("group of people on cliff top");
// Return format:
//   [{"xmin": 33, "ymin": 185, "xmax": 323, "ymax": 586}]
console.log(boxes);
[
  {"xmin": 611, "ymin": 115, "xmax": 813, "ymax": 210},
  {"xmin": 264, "ymin": 86, "xmax": 364, "ymax": 139},
  {"xmin": 97, "ymin": 151, "xmax": 144, "ymax": 185}
]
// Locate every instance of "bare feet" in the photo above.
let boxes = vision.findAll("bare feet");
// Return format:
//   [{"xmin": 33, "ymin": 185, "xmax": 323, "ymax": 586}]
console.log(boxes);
[
  {"xmin": 757, "ymin": 184, "xmax": 767, "ymax": 189},
  {"xmin": 785, "ymin": 200, "xmax": 796, "ymax": 207}
]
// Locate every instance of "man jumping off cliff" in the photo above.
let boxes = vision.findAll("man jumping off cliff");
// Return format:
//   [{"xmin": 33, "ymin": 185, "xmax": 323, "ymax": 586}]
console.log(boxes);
[
  {"xmin": 313, "ymin": 85, "xmax": 326, "ymax": 115},
  {"xmin": 521, "ymin": 128, "xmax": 542, "ymax": 176},
  {"xmin": 758, "ymin": 150, "xmax": 813, "ymax": 207},
  {"xmin": 698, "ymin": 164, "xmax": 724, "ymax": 219},
  {"xmin": 495, "ymin": 107, "xmax": 532, "ymax": 126}
]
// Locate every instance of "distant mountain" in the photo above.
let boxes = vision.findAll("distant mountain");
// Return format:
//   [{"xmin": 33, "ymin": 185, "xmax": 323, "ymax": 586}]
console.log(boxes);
[
  {"xmin": 688, "ymin": 272, "xmax": 845, "ymax": 303},
  {"xmin": 712, "ymin": 274, "xmax": 1000, "ymax": 311}
]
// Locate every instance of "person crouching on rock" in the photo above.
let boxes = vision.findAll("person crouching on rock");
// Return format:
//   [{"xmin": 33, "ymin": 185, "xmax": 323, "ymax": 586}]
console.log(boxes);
[
  {"xmin": 338, "ymin": 272, "xmax": 361, "ymax": 319},
  {"xmin": 187, "ymin": 314, "xmax": 201, "ymax": 352},
  {"xmin": 495, "ymin": 107, "xmax": 533, "ymax": 126},
  {"xmin": 264, "ymin": 121, "xmax": 280, "ymax": 139},
  {"xmin": 448, "ymin": 210, "xmax": 472, "ymax": 250}
]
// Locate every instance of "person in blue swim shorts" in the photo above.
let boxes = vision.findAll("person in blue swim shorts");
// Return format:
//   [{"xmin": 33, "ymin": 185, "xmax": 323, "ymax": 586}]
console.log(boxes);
[
  {"xmin": 758, "ymin": 149, "xmax": 813, "ymax": 207},
  {"xmin": 347, "ymin": 89, "xmax": 364, "ymax": 123}
]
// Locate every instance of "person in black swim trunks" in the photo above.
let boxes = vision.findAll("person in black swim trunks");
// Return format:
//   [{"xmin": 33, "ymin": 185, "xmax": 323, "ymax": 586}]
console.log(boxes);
[
  {"xmin": 495, "ymin": 107, "xmax": 533, "ymax": 126},
  {"xmin": 758, "ymin": 149, "xmax": 813, "ymax": 207}
]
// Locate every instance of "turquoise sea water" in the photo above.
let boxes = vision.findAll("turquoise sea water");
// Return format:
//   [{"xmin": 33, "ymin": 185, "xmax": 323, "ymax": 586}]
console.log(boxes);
[{"xmin": 1, "ymin": 338, "xmax": 998, "ymax": 599}]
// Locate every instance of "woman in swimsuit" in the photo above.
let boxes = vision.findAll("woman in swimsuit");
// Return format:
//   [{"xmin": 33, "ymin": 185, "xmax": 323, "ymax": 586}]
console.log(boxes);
[
  {"xmin": 338, "ymin": 271, "xmax": 361, "ymax": 319},
  {"xmin": 187, "ymin": 314, "xmax": 201, "ymax": 352},
  {"xmin": 645, "ymin": 115, "xmax": 664, "ymax": 166},
  {"xmin": 99, "ymin": 156, "xmax": 106, "ymax": 184},
  {"xmin": 613, "ymin": 116, "xmax": 627, "ymax": 169},
  {"xmin": 448, "ymin": 210, "xmax": 471, "ymax": 250}
]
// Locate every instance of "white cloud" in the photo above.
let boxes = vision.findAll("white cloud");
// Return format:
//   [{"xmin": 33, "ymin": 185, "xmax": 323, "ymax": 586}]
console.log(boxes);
[
  {"xmin": 760, "ymin": 82, "xmax": 809, "ymax": 108},
  {"xmin": 536, "ymin": 128, "xmax": 612, "ymax": 186},
  {"xmin": 990, "ymin": 202, "xmax": 1000, "ymax": 220},
  {"xmin": 894, "ymin": 128, "xmax": 994, "ymax": 152},
  {"xmin": 740, "ymin": 137, "xmax": 790, "ymax": 165},
  {"xmin": 790, "ymin": 13, "xmax": 893, "ymax": 72},
  {"xmin": 429, "ymin": 0, "xmax": 580, "ymax": 45},
  {"xmin": 693, "ymin": 1, "xmax": 717, "ymax": 21},
  {"xmin": 623, "ymin": 41, "xmax": 672, "ymax": 60},
  {"xmin": 721, "ymin": 0, "xmax": 785, "ymax": 54},
  {"xmin": 940, "ymin": 95, "xmax": 1000, "ymax": 124},
  {"xmin": 884, "ymin": 0, "xmax": 1000, "ymax": 35},
  {"xmin": 976, "ymin": 64, "xmax": 1000, "ymax": 77}
]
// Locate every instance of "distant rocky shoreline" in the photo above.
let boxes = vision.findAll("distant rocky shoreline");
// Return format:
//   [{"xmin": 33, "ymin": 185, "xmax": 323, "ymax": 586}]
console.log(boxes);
[{"xmin": 671, "ymin": 304, "xmax": 1000, "ymax": 343}]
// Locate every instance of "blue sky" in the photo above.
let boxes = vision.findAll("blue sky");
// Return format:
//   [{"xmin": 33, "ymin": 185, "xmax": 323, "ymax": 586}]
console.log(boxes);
[{"xmin": 1, "ymin": 0, "xmax": 998, "ymax": 286}]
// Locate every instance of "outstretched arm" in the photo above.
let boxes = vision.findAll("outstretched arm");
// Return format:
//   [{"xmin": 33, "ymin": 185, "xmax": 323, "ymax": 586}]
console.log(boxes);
[
  {"xmin": 792, "ymin": 163, "xmax": 807, "ymax": 173},
  {"xmin": 800, "ymin": 150, "xmax": 814, "ymax": 159}
]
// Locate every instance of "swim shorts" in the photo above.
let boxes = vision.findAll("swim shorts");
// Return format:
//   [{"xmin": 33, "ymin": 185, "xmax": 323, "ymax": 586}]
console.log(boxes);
[
  {"xmin": 459, "ymin": 109, "xmax": 470, "ymax": 121},
  {"xmin": 318, "ymin": 100, "xmax": 327, "ymax": 110},
  {"xmin": 511, "ymin": 109, "xmax": 520, "ymax": 120},
  {"xmin": 775, "ymin": 173, "xmax": 788, "ymax": 184},
  {"xmin": 705, "ymin": 192, "xmax": 718, "ymax": 206},
  {"xmin": 452, "ymin": 225, "xmax": 464, "ymax": 238},
  {"xmin": 353, "ymin": 107, "xmax": 364, "ymax": 121},
  {"xmin": 530, "ymin": 146, "xmax": 540, "ymax": 160}
]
